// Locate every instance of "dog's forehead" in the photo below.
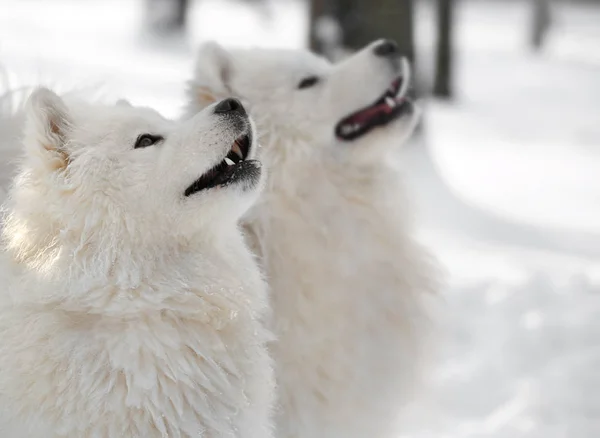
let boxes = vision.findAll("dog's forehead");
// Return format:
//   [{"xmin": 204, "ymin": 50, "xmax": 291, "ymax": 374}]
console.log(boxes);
[
  {"xmin": 232, "ymin": 48, "xmax": 330, "ymax": 78},
  {"xmin": 72, "ymin": 103, "xmax": 170, "ymax": 135}
]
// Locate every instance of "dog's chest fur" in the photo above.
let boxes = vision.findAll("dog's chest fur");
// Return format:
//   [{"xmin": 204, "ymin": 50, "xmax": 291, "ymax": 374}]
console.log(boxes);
[
  {"xmin": 0, "ymin": 243, "xmax": 274, "ymax": 438},
  {"xmin": 244, "ymin": 158, "xmax": 436, "ymax": 438}
]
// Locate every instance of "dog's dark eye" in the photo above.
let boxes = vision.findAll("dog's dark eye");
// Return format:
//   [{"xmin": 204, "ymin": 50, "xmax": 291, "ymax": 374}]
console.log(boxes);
[
  {"xmin": 134, "ymin": 134, "xmax": 163, "ymax": 149},
  {"xmin": 297, "ymin": 76, "xmax": 320, "ymax": 89}
]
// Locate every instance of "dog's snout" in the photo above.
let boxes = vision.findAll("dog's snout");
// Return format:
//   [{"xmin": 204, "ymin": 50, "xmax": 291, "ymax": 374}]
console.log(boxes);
[
  {"xmin": 214, "ymin": 98, "xmax": 246, "ymax": 115},
  {"xmin": 374, "ymin": 39, "xmax": 400, "ymax": 58}
]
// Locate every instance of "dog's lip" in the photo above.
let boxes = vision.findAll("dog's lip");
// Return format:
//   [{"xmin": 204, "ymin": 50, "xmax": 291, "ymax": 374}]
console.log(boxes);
[
  {"xmin": 334, "ymin": 75, "xmax": 412, "ymax": 141},
  {"xmin": 184, "ymin": 132, "xmax": 257, "ymax": 196}
]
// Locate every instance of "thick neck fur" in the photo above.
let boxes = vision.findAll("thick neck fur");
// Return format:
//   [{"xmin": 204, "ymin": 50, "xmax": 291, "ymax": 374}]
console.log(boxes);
[
  {"xmin": 245, "ymin": 126, "xmax": 423, "ymax": 275},
  {"xmin": 2, "ymin": 184, "xmax": 260, "ymax": 316}
]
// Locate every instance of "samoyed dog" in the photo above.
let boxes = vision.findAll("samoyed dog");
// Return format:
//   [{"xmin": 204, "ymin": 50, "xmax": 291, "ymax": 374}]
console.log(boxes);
[
  {"xmin": 185, "ymin": 40, "xmax": 439, "ymax": 438},
  {"xmin": 0, "ymin": 89, "xmax": 275, "ymax": 437}
]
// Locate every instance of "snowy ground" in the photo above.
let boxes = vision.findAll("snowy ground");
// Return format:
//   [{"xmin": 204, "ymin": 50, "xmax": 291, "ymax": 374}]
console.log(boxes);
[{"xmin": 1, "ymin": 0, "xmax": 599, "ymax": 437}]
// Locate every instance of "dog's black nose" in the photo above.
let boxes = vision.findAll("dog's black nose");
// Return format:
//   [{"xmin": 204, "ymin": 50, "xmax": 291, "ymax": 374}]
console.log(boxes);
[
  {"xmin": 374, "ymin": 39, "xmax": 400, "ymax": 58},
  {"xmin": 214, "ymin": 98, "xmax": 245, "ymax": 115}
]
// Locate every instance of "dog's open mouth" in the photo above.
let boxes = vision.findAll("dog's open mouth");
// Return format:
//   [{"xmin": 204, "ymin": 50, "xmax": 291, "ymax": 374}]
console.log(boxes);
[
  {"xmin": 335, "ymin": 76, "xmax": 412, "ymax": 141},
  {"xmin": 184, "ymin": 133, "xmax": 259, "ymax": 196}
]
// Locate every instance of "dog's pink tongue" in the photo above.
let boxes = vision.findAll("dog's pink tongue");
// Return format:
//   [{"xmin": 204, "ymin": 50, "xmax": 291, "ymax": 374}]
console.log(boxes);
[{"xmin": 350, "ymin": 102, "xmax": 390, "ymax": 123}]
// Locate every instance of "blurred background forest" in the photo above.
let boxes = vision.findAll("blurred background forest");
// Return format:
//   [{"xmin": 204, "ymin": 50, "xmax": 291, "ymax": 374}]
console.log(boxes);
[
  {"xmin": 1, "ymin": 0, "xmax": 600, "ymax": 436},
  {"xmin": 142, "ymin": 0, "xmax": 563, "ymax": 99}
]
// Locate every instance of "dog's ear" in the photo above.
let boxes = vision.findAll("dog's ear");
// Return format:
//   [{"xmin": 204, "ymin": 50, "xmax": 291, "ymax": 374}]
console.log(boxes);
[
  {"xmin": 24, "ymin": 87, "xmax": 72, "ymax": 171},
  {"xmin": 116, "ymin": 98, "xmax": 133, "ymax": 108},
  {"xmin": 188, "ymin": 41, "xmax": 234, "ymax": 110}
]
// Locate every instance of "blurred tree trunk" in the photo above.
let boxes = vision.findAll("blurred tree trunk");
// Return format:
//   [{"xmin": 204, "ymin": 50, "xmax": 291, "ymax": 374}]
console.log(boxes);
[
  {"xmin": 173, "ymin": 0, "xmax": 189, "ymax": 29},
  {"xmin": 337, "ymin": 0, "xmax": 415, "ymax": 65},
  {"xmin": 433, "ymin": 0, "xmax": 454, "ymax": 99},
  {"xmin": 309, "ymin": 0, "xmax": 328, "ymax": 52},
  {"xmin": 530, "ymin": 0, "xmax": 551, "ymax": 51},
  {"xmin": 309, "ymin": 0, "xmax": 415, "ymax": 63},
  {"xmin": 145, "ymin": 0, "xmax": 189, "ymax": 33}
]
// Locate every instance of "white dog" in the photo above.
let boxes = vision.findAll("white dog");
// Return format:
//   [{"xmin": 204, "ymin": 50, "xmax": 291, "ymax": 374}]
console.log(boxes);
[
  {"xmin": 0, "ymin": 89, "xmax": 275, "ymax": 437},
  {"xmin": 186, "ymin": 40, "xmax": 439, "ymax": 438}
]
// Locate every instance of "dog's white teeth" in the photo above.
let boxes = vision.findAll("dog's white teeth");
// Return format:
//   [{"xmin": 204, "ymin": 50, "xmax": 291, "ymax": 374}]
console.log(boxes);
[
  {"xmin": 342, "ymin": 123, "xmax": 363, "ymax": 135},
  {"xmin": 385, "ymin": 97, "xmax": 396, "ymax": 108},
  {"xmin": 232, "ymin": 143, "xmax": 244, "ymax": 160},
  {"xmin": 225, "ymin": 157, "xmax": 235, "ymax": 166}
]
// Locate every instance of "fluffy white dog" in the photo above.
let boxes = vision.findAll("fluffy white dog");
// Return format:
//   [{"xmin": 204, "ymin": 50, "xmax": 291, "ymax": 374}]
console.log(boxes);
[
  {"xmin": 185, "ymin": 40, "xmax": 439, "ymax": 438},
  {"xmin": 0, "ymin": 90, "xmax": 275, "ymax": 438}
]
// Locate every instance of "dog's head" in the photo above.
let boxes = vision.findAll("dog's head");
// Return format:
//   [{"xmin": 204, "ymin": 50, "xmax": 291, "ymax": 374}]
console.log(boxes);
[
  {"xmin": 4, "ymin": 88, "xmax": 262, "ymax": 271},
  {"xmin": 186, "ymin": 39, "xmax": 419, "ymax": 166}
]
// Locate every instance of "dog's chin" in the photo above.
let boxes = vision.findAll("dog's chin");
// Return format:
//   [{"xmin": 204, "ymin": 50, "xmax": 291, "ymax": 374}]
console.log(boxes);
[{"xmin": 205, "ymin": 168, "xmax": 265, "ymax": 225}]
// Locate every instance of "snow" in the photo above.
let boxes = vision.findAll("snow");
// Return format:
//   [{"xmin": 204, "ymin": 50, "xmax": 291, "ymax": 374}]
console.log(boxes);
[{"xmin": 1, "ymin": 0, "xmax": 599, "ymax": 436}]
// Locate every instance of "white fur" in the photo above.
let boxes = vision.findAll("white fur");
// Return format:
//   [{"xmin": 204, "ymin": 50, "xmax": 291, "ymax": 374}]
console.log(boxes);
[
  {"xmin": 0, "ymin": 88, "xmax": 275, "ymax": 437},
  {"xmin": 0, "ymin": 87, "xmax": 27, "ymax": 200},
  {"xmin": 186, "ymin": 41, "xmax": 439, "ymax": 438}
]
